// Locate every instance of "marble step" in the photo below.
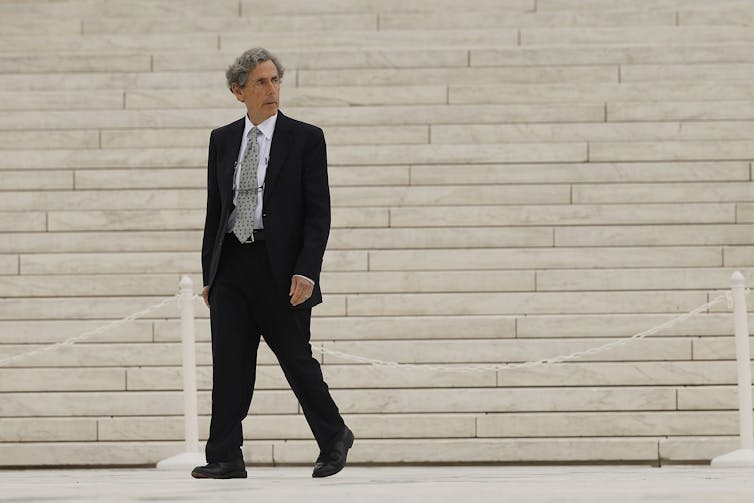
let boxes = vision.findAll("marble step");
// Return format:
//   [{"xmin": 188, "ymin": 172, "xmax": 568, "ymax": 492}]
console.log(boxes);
[
  {"xmin": 0, "ymin": 336, "xmax": 699, "ymax": 370},
  {"xmin": 342, "ymin": 291, "xmax": 708, "ymax": 316},
  {"xmin": 0, "ymin": 105, "xmax": 604, "ymax": 129},
  {"xmin": 387, "ymin": 203, "xmax": 735, "ymax": 227},
  {"xmin": 0, "ymin": 387, "xmax": 678, "ymax": 417},
  {"xmin": 239, "ymin": 0, "xmax": 535, "ymax": 14},
  {"xmin": 380, "ymin": 10, "xmax": 676, "ymax": 30},
  {"xmin": 470, "ymin": 45, "xmax": 754, "ymax": 66},
  {"xmin": 538, "ymin": 0, "xmax": 752, "ymax": 11},
  {"xmin": 554, "ymin": 224, "xmax": 754, "ymax": 247},
  {"xmin": 0, "ymin": 143, "xmax": 591, "ymax": 170},
  {"xmin": 571, "ymin": 182, "xmax": 754, "ymax": 203},
  {"xmin": 623, "ymin": 63, "xmax": 754, "ymax": 82},
  {"xmin": 589, "ymin": 140, "xmax": 754, "ymax": 162},
  {"xmin": 366, "ymin": 247, "xmax": 723, "ymax": 271},
  {"xmin": 84, "ymin": 14, "xmax": 378, "ymax": 34},
  {"xmin": 0, "ymin": 294, "xmax": 345, "ymax": 319},
  {"xmin": 0, "ymin": 0, "xmax": 239, "ymax": 17},
  {"xmin": 609, "ymin": 101, "xmax": 754, "ymax": 121},
  {"xmin": 16, "ymin": 250, "xmax": 365, "ymax": 275},
  {"xmin": 0, "ymin": 390, "xmax": 297, "ymax": 417},
  {"xmin": 431, "ymin": 121, "xmax": 754, "ymax": 143},
  {"xmin": 0, "ymin": 437, "xmax": 665, "ymax": 466},
  {"xmin": 521, "ymin": 26, "xmax": 754, "ymax": 46},
  {"xmin": 65, "ymin": 161, "xmax": 749, "ymax": 191}
]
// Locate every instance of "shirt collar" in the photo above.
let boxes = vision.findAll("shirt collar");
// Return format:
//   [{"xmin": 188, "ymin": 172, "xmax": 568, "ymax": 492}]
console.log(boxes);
[{"xmin": 244, "ymin": 113, "xmax": 277, "ymax": 141}]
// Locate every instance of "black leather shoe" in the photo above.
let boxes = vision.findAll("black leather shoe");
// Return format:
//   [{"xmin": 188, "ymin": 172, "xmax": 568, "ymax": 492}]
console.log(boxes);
[
  {"xmin": 312, "ymin": 426, "xmax": 354, "ymax": 478},
  {"xmin": 191, "ymin": 459, "xmax": 247, "ymax": 479}
]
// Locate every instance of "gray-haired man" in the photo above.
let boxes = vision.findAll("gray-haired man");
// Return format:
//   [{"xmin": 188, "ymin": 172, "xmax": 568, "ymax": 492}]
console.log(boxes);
[{"xmin": 192, "ymin": 48, "xmax": 353, "ymax": 479}]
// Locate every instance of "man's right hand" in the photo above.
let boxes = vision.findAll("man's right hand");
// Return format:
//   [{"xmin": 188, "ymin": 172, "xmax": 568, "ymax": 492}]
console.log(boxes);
[{"xmin": 202, "ymin": 286, "xmax": 210, "ymax": 308}]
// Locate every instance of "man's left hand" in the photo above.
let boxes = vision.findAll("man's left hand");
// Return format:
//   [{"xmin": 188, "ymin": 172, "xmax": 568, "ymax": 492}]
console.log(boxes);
[{"xmin": 289, "ymin": 275, "xmax": 314, "ymax": 306}]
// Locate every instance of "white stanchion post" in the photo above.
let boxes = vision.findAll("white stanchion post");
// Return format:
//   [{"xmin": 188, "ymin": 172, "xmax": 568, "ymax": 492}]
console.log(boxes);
[
  {"xmin": 711, "ymin": 271, "xmax": 754, "ymax": 467},
  {"xmin": 156, "ymin": 275, "xmax": 205, "ymax": 470}
]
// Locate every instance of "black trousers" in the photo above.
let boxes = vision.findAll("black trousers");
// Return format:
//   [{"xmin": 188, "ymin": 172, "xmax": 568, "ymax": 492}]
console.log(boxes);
[{"xmin": 205, "ymin": 234, "xmax": 345, "ymax": 463}]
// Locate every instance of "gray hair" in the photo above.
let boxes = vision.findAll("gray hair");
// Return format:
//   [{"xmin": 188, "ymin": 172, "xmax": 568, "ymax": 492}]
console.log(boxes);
[{"xmin": 225, "ymin": 47, "xmax": 285, "ymax": 90}]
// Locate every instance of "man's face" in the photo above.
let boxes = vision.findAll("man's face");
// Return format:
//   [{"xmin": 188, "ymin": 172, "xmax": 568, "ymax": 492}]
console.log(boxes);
[{"xmin": 231, "ymin": 60, "xmax": 280, "ymax": 124}]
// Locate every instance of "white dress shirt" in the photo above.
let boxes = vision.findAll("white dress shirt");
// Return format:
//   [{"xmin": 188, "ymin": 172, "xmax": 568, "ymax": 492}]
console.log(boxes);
[{"xmin": 226, "ymin": 113, "xmax": 314, "ymax": 287}]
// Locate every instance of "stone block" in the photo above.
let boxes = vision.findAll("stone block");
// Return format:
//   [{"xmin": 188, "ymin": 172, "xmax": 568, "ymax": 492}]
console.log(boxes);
[
  {"xmin": 1, "ymin": 189, "xmax": 205, "ymax": 211},
  {"xmin": 47, "ymin": 210, "xmax": 204, "ymax": 231},
  {"xmin": 0, "ymin": 33, "xmax": 220, "ymax": 53},
  {"xmin": 0, "ymin": 390, "xmax": 296, "ymax": 416},
  {"xmin": 0, "ymin": 255, "xmax": 18, "ymax": 274},
  {"xmin": 738, "ymin": 203, "xmax": 754, "ymax": 223},
  {"xmin": 555, "ymin": 224, "xmax": 754, "ymax": 247},
  {"xmin": 517, "ymin": 313, "xmax": 752, "ymax": 338},
  {"xmin": 381, "ymin": 10, "xmax": 675, "ymax": 30},
  {"xmin": 410, "ymin": 161, "xmax": 749, "ymax": 185},
  {"xmin": 331, "ymin": 184, "xmax": 569, "ymax": 207},
  {"xmin": 0, "ymin": 368, "xmax": 125, "ymax": 392},
  {"xmin": 0, "ymin": 54, "xmax": 151, "ymax": 73},
  {"xmin": 329, "ymin": 227, "xmax": 553, "ymax": 250},
  {"xmin": 660, "ymin": 437, "xmax": 738, "ymax": 463},
  {"xmin": 221, "ymin": 29, "xmax": 519, "ymax": 52},
  {"xmin": 0, "ymin": 319, "xmax": 153, "ymax": 344},
  {"xmin": 538, "ymin": 0, "xmax": 750, "ymax": 9},
  {"xmin": 0, "ymin": 17, "xmax": 80, "ymax": 35},
  {"xmin": 692, "ymin": 337, "xmax": 754, "ymax": 361},
  {"xmin": 330, "ymin": 165, "xmax": 410, "ymax": 186},
  {"xmin": 522, "ymin": 26, "xmax": 754, "ymax": 45},
  {"xmin": 0, "ymin": 130, "xmax": 98, "ymax": 149},
  {"xmin": 240, "ymin": 0, "xmax": 534, "ymax": 14},
  {"xmin": 0, "ymin": 91, "xmax": 123, "ymax": 111},
  {"xmin": 273, "ymin": 437, "xmax": 659, "ymax": 463},
  {"xmin": 2, "ymin": 170, "xmax": 75, "ymax": 190},
  {"xmin": 84, "ymin": 13, "xmax": 376, "ymax": 34},
  {"xmin": 680, "ymin": 6, "xmax": 754, "ymax": 25},
  {"xmin": 155, "ymin": 315, "xmax": 518, "ymax": 341},
  {"xmin": 478, "ymin": 411, "xmax": 737, "ymax": 437},
  {"xmin": 677, "ymin": 386, "xmax": 739, "ymax": 410},
  {"xmin": 74, "ymin": 168, "xmax": 205, "ymax": 189},
  {"xmin": 345, "ymin": 291, "xmax": 706, "ymax": 316},
  {"xmin": 0, "ymin": 418, "xmax": 98, "ymax": 442},
  {"xmin": 321, "ymin": 337, "xmax": 691, "ymax": 364},
  {"xmin": 622, "ymin": 63, "xmax": 754, "ymax": 82},
  {"xmin": 492, "ymin": 362, "xmax": 737, "ymax": 387},
  {"xmin": 368, "ymin": 247, "xmax": 722, "ymax": 271},
  {"xmin": 573, "ymin": 182, "xmax": 754, "ymax": 204},
  {"xmin": 0, "ymin": 230, "xmax": 202, "ymax": 254},
  {"xmin": 0, "ymin": 274, "xmax": 197, "ymax": 297},
  {"xmin": 536, "ymin": 268, "xmax": 754, "ymax": 291},
  {"xmin": 327, "ymin": 387, "xmax": 676, "ymax": 414},
  {"xmin": 590, "ymin": 140, "xmax": 754, "ymax": 162},
  {"xmin": 125, "ymin": 86, "xmax": 446, "ymax": 109},
  {"xmin": 470, "ymin": 45, "xmax": 754, "ymax": 67},
  {"xmin": 332, "ymin": 208, "xmax": 389, "ymax": 228},
  {"xmin": 330, "ymin": 143, "xmax": 587, "ymax": 166},
  {"xmin": 432, "ymin": 121, "xmax": 754, "ymax": 144},
  {"xmin": 0, "ymin": 212, "xmax": 45, "ymax": 232},
  {"xmin": 724, "ymin": 246, "xmax": 754, "ymax": 267},
  {"xmin": 0, "ymin": 147, "xmax": 206, "ymax": 171},
  {"xmin": 299, "ymin": 66, "xmax": 617, "ymax": 87},
  {"xmin": 321, "ymin": 270, "xmax": 535, "ymax": 293},
  {"xmin": 609, "ymin": 101, "xmax": 754, "ymax": 121},
  {"xmin": 389, "ymin": 203, "xmax": 735, "ymax": 228},
  {"xmin": 153, "ymin": 48, "xmax": 469, "ymax": 71}
]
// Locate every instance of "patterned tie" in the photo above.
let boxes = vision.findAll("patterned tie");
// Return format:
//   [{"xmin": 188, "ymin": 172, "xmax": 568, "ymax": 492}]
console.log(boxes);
[{"xmin": 232, "ymin": 127, "xmax": 262, "ymax": 243}]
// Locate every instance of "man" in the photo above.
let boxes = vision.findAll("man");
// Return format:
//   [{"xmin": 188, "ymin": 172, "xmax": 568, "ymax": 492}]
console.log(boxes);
[{"xmin": 192, "ymin": 48, "xmax": 353, "ymax": 480}]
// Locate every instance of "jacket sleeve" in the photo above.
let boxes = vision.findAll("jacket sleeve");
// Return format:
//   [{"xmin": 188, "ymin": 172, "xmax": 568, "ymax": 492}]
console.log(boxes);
[
  {"xmin": 294, "ymin": 127, "xmax": 330, "ymax": 285},
  {"xmin": 201, "ymin": 129, "xmax": 220, "ymax": 287}
]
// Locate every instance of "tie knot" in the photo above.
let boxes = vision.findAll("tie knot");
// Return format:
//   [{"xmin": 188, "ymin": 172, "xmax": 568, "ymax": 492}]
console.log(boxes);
[{"xmin": 248, "ymin": 127, "xmax": 262, "ymax": 140}]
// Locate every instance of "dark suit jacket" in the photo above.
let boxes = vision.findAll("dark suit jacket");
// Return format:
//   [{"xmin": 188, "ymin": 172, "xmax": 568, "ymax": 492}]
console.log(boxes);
[{"xmin": 201, "ymin": 111, "xmax": 331, "ymax": 309}]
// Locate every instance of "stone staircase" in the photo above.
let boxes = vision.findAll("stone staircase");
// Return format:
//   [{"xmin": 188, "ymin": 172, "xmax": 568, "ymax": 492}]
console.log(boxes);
[{"xmin": 1, "ymin": 0, "xmax": 754, "ymax": 466}]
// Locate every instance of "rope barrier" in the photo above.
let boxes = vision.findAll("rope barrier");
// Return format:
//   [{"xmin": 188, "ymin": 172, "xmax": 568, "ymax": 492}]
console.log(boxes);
[
  {"xmin": 0, "ymin": 288, "xmax": 748, "ymax": 373},
  {"xmin": 313, "ymin": 291, "xmax": 748, "ymax": 374},
  {"xmin": 0, "ymin": 294, "xmax": 182, "ymax": 367}
]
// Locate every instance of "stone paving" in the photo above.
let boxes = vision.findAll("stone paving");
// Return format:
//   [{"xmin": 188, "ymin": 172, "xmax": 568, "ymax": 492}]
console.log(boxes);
[{"xmin": 1, "ymin": 465, "xmax": 754, "ymax": 502}]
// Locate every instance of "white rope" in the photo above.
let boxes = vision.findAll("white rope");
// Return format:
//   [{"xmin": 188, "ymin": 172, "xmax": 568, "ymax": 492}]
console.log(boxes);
[
  {"xmin": 312, "ymin": 291, "xmax": 746, "ymax": 374},
  {"xmin": 0, "ymin": 294, "xmax": 181, "ymax": 367}
]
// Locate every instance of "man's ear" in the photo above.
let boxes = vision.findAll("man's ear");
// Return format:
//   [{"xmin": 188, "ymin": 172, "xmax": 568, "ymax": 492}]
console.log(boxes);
[{"xmin": 230, "ymin": 83, "xmax": 244, "ymax": 102}]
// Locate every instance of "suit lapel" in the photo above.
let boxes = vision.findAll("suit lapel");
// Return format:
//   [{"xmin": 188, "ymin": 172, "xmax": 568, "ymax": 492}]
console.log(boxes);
[
  {"xmin": 220, "ymin": 118, "xmax": 245, "ymax": 198},
  {"xmin": 264, "ymin": 111, "xmax": 292, "ymax": 206}
]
